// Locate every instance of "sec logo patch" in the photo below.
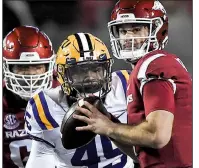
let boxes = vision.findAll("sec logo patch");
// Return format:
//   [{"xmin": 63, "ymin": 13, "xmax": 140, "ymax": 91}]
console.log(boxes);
[{"xmin": 4, "ymin": 114, "xmax": 20, "ymax": 130}]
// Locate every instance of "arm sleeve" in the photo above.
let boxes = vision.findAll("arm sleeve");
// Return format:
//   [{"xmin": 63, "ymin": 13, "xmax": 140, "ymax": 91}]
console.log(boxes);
[
  {"xmin": 142, "ymin": 79, "xmax": 175, "ymax": 116},
  {"xmin": 25, "ymin": 140, "xmax": 56, "ymax": 168},
  {"xmin": 24, "ymin": 91, "xmax": 62, "ymax": 147}
]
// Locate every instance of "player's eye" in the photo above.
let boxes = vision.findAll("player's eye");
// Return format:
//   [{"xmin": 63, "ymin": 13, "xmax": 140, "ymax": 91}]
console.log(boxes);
[
  {"xmin": 35, "ymin": 65, "xmax": 44, "ymax": 70},
  {"xmin": 132, "ymin": 27, "xmax": 141, "ymax": 33},
  {"xmin": 94, "ymin": 67, "xmax": 102, "ymax": 72},
  {"xmin": 119, "ymin": 29, "xmax": 127, "ymax": 35},
  {"xmin": 16, "ymin": 65, "xmax": 28, "ymax": 71}
]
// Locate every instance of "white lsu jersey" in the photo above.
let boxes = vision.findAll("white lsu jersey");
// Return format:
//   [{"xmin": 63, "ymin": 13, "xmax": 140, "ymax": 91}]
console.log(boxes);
[{"xmin": 24, "ymin": 70, "xmax": 135, "ymax": 168}]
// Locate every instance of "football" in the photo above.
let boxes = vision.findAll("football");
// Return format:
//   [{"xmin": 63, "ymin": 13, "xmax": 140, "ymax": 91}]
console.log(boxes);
[{"xmin": 61, "ymin": 96, "xmax": 109, "ymax": 149}]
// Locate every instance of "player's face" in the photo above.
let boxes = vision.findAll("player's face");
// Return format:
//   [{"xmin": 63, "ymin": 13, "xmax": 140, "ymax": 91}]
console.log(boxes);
[
  {"xmin": 72, "ymin": 66, "xmax": 103, "ymax": 83},
  {"xmin": 68, "ymin": 62, "xmax": 106, "ymax": 94},
  {"xmin": 11, "ymin": 64, "xmax": 47, "ymax": 90},
  {"xmin": 12, "ymin": 64, "xmax": 46, "ymax": 75},
  {"xmin": 118, "ymin": 23, "xmax": 149, "ymax": 51}
]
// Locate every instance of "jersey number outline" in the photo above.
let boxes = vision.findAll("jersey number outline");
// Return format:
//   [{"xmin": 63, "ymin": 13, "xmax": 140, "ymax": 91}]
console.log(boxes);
[
  {"xmin": 9, "ymin": 139, "xmax": 32, "ymax": 167},
  {"xmin": 24, "ymin": 111, "xmax": 32, "ymax": 131},
  {"xmin": 71, "ymin": 135, "xmax": 127, "ymax": 168}
]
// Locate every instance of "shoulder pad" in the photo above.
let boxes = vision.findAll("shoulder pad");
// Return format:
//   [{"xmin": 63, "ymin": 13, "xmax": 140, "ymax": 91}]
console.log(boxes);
[
  {"xmin": 27, "ymin": 91, "xmax": 59, "ymax": 131},
  {"xmin": 112, "ymin": 70, "xmax": 131, "ymax": 96}
]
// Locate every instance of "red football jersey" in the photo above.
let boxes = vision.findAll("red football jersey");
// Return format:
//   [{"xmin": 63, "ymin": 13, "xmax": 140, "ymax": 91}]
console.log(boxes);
[
  {"xmin": 3, "ymin": 78, "xmax": 60, "ymax": 168},
  {"xmin": 3, "ymin": 87, "xmax": 32, "ymax": 168},
  {"xmin": 127, "ymin": 50, "xmax": 192, "ymax": 168}
]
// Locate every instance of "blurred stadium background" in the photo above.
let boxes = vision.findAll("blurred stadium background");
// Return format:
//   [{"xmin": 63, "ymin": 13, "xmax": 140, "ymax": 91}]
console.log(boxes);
[{"xmin": 3, "ymin": 0, "xmax": 192, "ymax": 73}]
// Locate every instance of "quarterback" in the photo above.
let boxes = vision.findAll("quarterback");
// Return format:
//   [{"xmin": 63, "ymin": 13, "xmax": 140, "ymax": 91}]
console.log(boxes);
[
  {"xmin": 74, "ymin": 0, "xmax": 192, "ymax": 168},
  {"xmin": 25, "ymin": 33, "xmax": 135, "ymax": 168},
  {"xmin": 3, "ymin": 26, "xmax": 57, "ymax": 168}
]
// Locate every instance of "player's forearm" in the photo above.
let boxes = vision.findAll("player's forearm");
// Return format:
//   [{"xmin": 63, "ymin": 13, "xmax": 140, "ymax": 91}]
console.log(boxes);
[{"xmin": 107, "ymin": 121, "xmax": 158, "ymax": 148}]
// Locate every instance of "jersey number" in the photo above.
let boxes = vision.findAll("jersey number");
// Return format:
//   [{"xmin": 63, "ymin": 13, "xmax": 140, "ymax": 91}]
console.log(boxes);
[
  {"xmin": 9, "ymin": 139, "xmax": 32, "ymax": 167},
  {"xmin": 24, "ymin": 111, "xmax": 32, "ymax": 131},
  {"xmin": 71, "ymin": 136, "xmax": 127, "ymax": 168}
]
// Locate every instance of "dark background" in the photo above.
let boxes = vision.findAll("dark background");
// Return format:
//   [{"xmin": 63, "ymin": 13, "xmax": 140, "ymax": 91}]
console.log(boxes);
[{"xmin": 3, "ymin": 0, "xmax": 193, "ymax": 73}]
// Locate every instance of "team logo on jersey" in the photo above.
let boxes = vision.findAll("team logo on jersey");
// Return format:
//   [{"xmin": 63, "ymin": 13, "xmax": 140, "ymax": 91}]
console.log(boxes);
[
  {"xmin": 4, "ymin": 114, "xmax": 20, "ymax": 130},
  {"xmin": 127, "ymin": 94, "xmax": 133, "ymax": 104}
]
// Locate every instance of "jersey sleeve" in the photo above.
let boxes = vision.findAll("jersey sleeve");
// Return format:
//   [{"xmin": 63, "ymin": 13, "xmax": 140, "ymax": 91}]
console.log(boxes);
[
  {"xmin": 142, "ymin": 79, "xmax": 175, "ymax": 116},
  {"xmin": 137, "ymin": 54, "xmax": 178, "ymax": 115},
  {"xmin": 137, "ymin": 54, "xmax": 178, "ymax": 95},
  {"xmin": 24, "ymin": 91, "xmax": 62, "ymax": 147},
  {"xmin": 104, "ymin": 70, "xmax": 131, "ymax": 122}
]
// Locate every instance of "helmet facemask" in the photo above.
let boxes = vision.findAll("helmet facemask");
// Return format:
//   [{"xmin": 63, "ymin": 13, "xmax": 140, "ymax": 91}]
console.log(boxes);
[
  {"xmin": 3, "ymin": 56, "xmax": 55, "ymax": 100},
  {"xmin": 56, "ymin": 32, "xmax": 113, "ymax": 100},
  {"xmin": 3, "ymin": 26, "xmax": 55, "ymax": 100},
  {"xmin": 63, "ymin": 59, "xmax": 112, "ymax": 99},
  {"xmin": 108, "ymin": 17, "xmax": 165, "ymax": 63}
]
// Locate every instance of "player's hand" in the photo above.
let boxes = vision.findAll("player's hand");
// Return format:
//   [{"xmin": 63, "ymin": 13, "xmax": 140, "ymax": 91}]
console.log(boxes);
[{"xmin": 73, "ymin": 101, "xmax": 116, "ymax": 136}]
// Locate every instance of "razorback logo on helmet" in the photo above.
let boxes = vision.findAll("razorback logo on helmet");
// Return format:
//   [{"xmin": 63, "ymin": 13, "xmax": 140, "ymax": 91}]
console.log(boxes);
[
  {"xmin": 108, "ymin": 0, "xmax": 169, "ymax": 63},
  {"xmin": 152, "ymin": 0, "xmax": 166, "ymax": 14},
  {"xmin": 3, "ymin": 26, "xmax": 55, "ymax": 99},
  {"xmin": 3, "ymin": 36, "xmax": 14, "ymax": 51}
]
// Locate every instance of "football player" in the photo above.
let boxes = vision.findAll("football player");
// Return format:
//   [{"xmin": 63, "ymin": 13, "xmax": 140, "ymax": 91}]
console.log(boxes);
[
  {"xmin": 3, "ymin": 25, "xmax": 58, "ymax": 168},
  {"xmin": 24, "ymin": 33, "xmax": 135, "ymax": 168},
  {"xmin": 73, "ymin": 0, "xmax": 192, "ymax": 168}
]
